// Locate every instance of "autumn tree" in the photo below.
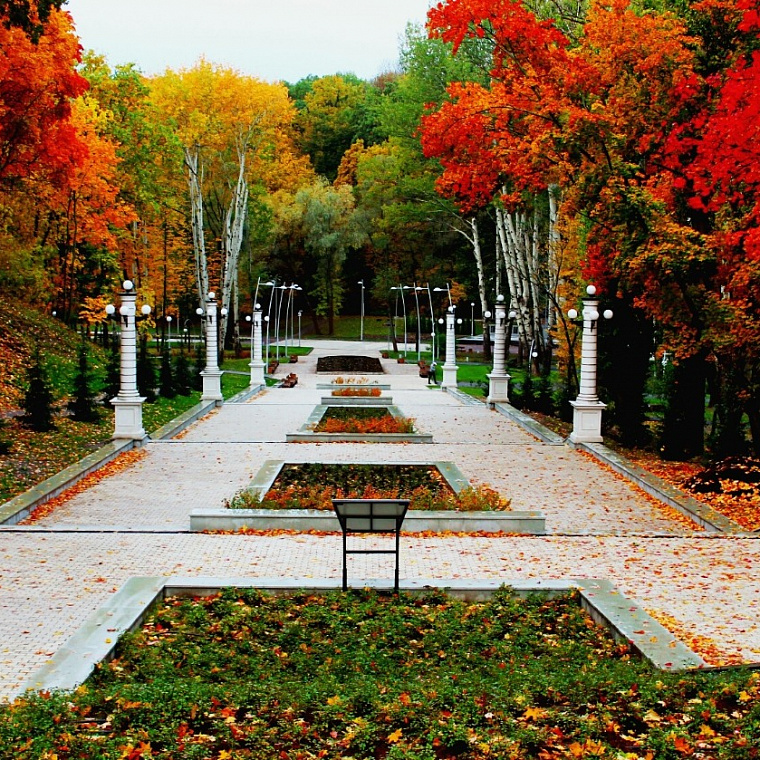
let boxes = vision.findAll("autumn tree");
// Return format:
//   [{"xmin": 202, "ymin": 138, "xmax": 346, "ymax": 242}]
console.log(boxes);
[
  {"xmin": 292, "ymin": 74, "xmax": 379, "ymax": 182},
  {"xmin": 150, "ymin": 61, "xmax": 313, "ymax": 355}
]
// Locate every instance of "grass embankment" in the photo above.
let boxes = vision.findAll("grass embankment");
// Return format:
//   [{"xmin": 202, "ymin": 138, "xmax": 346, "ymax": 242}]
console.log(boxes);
[
  {"xmin": 2, "ymin": 588, "xmax": 758, "ymax": 759},
  {"xmin": 0, "ymin": 300, "xmax": 260, "ymax": 503}
]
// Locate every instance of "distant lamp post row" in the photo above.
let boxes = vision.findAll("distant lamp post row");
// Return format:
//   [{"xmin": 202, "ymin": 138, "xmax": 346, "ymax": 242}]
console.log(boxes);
[{"xmin": 567, "ymin": 285, "xmax": 613, "ymax": 443}]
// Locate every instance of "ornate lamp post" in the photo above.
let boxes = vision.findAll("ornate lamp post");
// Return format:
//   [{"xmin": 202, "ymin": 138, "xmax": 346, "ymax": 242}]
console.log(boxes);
[
  {"xmin": 105, "ymin": 280, "xmax": 150, "ymax": 441},
  {"xmin": 486, "ymin": 295, "xmax": 511, "ymax": 406},
  {"xmin": 246, "ymin": 303, "xmax": 265, "ymax": 387},
  {"xmin": 197, "ymin": 291, "xmax": 225, "ymax": 404},
  {"xmin": 568, "ymin": 285, "xmax": 613, "ymax": 443},
  {"xmin": 441, "ymin": 307, "xmax": 458, "ymax": 389}
]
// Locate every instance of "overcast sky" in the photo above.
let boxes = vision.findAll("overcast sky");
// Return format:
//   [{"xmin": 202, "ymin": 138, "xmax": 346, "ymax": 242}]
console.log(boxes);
[{"xmin": 65, "ymin": 0, "xmax": 435, "ymax": 83}]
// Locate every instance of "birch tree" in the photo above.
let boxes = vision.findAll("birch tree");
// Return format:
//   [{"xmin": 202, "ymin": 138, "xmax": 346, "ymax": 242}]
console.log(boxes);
[{"xmin": 150, "ymin": 61, "xmax": 312, "ymax": 355}]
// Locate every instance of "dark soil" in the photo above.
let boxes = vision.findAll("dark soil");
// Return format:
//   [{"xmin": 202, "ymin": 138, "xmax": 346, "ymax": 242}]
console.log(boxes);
[{"xmin": 316, "ymin": 355, "xmax": 384, "ymax": 373}]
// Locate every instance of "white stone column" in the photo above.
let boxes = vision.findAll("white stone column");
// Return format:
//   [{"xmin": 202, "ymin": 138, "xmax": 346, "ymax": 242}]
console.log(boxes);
[
  {"xmin": 441, "ymin": 308, "xmax": 458, "ymax": 389},
  {"xmin": 249, "ymin": 306, "xmax": 265, "ymax": 386},
  {"xmin": 201, "ymin": 292, "xmax": 223, "ymax": 404},
  {"xmin": 487, "ymin": 295, "xmax": 510, "ymax": 406},
  {"xmin": 112, "ymin": 281, "xmax": 147, "ymax": 441},
  {"xmin": 569, "ymin": 296, "xmax": 606, "ymax": 443}
]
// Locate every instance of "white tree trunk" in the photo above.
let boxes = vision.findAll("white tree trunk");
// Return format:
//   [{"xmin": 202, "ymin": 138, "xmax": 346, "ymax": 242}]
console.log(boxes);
[
  {"xmin": 218, "ymin": 141, "xmax": 249, "ymax": 356},
  {"xmin": 183, "ymin": 146, "xmax": 208, "ymax": 303}
]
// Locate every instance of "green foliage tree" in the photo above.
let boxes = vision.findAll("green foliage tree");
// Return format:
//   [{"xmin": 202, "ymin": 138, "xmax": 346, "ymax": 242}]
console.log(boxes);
[
  {"xmin": 295, "ymin": 180, "xmax": 366, "ymax": 335},
  {"xmin": 104, "ymin": 345, "xmax": 121, "ymax": 403},
  {"xmin": 68, "ymin": 340, "xmax": 99, "ymax": 422},
  {"xmin": 159, "ymin": 344, "xmax": 176, "ymax": 399},
  {"xmin": 22, "ymin": 347, "xmax": 55, "ymax": 431},
  {"xmin": 136, "ymin": 336, "xmax": 157, "ymax": 403},
  {"xmin": 173, "ymin": 345, "xmax": 192, "ymax": 396},
  {"xmin": 294, "ymin": 74, "xmax": 378, "ymax": 181}
]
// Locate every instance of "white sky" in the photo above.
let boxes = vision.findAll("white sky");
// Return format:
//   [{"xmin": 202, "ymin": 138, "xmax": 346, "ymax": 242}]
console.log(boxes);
[{"xmin": 65, "ymin": 0, "xmax": 435, "ymax": 83}]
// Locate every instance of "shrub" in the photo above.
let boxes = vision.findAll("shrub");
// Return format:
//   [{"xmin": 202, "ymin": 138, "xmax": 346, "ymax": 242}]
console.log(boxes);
[
  {"xmin": 22, "ymin": 347, "xmax": 55, "ymax": 431},
  {"xmin": 68, "ymin": 341, "xmax": 99, "ymax": 422}
]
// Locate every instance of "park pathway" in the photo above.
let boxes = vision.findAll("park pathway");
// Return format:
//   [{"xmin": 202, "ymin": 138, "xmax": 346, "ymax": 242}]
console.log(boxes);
[{"xmin": 1, "ymin": 339, "xmax": 759, "ymax": 698}]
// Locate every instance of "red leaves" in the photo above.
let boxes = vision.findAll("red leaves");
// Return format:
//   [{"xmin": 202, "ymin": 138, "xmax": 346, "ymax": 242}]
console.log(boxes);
[{"xmin": 0, "ymin": 9, "xmax": 89, "ymax": 186}]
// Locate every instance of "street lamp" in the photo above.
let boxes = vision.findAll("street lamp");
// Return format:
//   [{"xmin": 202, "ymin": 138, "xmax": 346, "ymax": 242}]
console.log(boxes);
[
  {"xmin": 410, "ymin": 284, "xmax": 421, "ymax": 362},
  {"xmin": 246, "ymin": 303, "xmax": 265, "ymax": 386},
  {"xmin": 390, "ymin": 285, "xmax": 408, "ymax": 356},
  {"xmin": 196, "ymin": 291, "xmax": 226, "ymax": 404},
  {"xmin": 358, "ymin": 280, "xmax": 365, "ymax": 341},
  {"xmin": 441, "ymin": 306, "xmax": 458, "ymax": 389},
  {"xmin": 298, "ymin": 310, "xmax": 302, "ymax": 347},
  {"xmin": 433, "ymin": 284, "xmax": 452, "ymax": 309},
  {"xmin": 567, "ymin": 284, "xmax": 613, "ymax": 443},
  {"xmin": 470, "ymin": 303, "xmax": 475, "ymax": 336},
  {"xmin": 486, "ymin": 295, "xmax": 510, "ymax": 406},
  {"xmin": 105, "ymin": 279, "xmax": 150, "ymax": 441},
  {"xmin": 165, "ymin": 315, "xmax": 172, "ymax": 348}
]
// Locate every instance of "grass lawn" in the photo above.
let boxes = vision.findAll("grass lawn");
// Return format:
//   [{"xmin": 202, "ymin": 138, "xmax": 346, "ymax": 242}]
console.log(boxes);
[{"xmin": 2, "ymin": 588, "xmax": 758, "ymax": 759}]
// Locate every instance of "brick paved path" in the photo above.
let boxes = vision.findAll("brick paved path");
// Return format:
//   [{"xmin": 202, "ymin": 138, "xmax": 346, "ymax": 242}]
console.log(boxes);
[{"xmin": 1, "ymin": 340, "xmax": 759, "ymax": 699}]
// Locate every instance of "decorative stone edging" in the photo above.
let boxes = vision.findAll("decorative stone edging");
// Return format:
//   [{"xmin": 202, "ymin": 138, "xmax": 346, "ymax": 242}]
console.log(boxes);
[
  {"xmin": 190, "ymin": 508, "xmax": 545, "ymax": 534},
  {"xmin": 319, "ymin": 396, "xmax": 393, "ymax": 406},
  {"xmin": 20, "ymin": 575, "xmax": 706, "ymax": 696}
]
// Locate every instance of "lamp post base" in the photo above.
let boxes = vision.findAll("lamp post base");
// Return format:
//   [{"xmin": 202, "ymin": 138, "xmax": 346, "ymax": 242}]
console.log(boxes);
[
  {"xmin": 441, "ymin": 364, "xmax": 458, "ymax": 390},
  {"xmin": 487, "ymin": 373, "xmax": 510, "ymax": 406},
  {"xmin": 569, "ymin": 399, "xmax": 606, "ymax": 443},
  {"xmin": 111, "ymin": 396, "xmax": 147, "ymax": 441},
  {"xmin": 201, "ymin": 369, "xmax": 224, "ymax": 405},
  {"xmin": 249, "ymin": 360, "xmax": 265, "ymax": 387}
]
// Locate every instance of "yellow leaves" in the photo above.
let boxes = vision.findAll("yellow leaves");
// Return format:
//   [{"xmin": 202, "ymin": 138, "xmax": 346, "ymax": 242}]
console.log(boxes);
[
  {"xmin": 326, "ymin": 695, "xmax": 342, "ymax": 706},
  {"xmin": 387, "ymin": 728, "xmax": 403, "ymax": 743},
  {"xmin": 523, "ymin": 706, "xmax": 548, "ymax": 721},
  {"xmin": 568, "ymin": 738, "xmax": 607, "ymax": 757}
]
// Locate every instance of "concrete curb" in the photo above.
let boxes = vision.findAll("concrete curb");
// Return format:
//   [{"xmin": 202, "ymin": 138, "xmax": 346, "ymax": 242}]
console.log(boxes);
[
  {"xmin": 20, "ymin": 575, "xmax": 705, "ymax": 694},
  {"xmin": 576, "ymin": 442, "xmax": 747, "ymax": 534},
  {"xmin": 0, "ymin": 397, "xmax": 224, "ymax": 526},
  {"xmin": 286, "ymin": 403, "xmax": 433, "ymax": 443},
  {"xmin": 493, "ymin": 403, "xmax": 566, "ymax": 445},
  {"xmin": 149, "ymin": 400, "xmax": 218, "ymax": 440},
  {"xmin": 190, "ymin": 508, "xmax": 546, "ymax": 534},
  {"xmin": 0, "ymin": 439, "xmax": 136, "ymax": 526},
  {"xmin": 483, "ymin": 399, "xmax": 746, "ymax": 535}
]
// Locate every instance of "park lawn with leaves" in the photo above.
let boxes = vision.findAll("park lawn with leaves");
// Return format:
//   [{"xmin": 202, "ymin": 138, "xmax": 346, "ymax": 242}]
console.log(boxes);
[
  {"xmin": 3, "ymin": 587, "xmax": 760, "ymax": 759},
  {"xmin": 228, "ymin": 463, "xmax": 510, "ymax": 512}
]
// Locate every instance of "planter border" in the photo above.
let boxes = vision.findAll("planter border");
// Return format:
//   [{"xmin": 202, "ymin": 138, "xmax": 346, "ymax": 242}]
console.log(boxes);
[
  {"xmin": 21, "ymin": 575, "xmax": 705, "ymax": 696},
  {"xmin": 287, "ymin": 403, "xmax": 432, "ymax": 443}
]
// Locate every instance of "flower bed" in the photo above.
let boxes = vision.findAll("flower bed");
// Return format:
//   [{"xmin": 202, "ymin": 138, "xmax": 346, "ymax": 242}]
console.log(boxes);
[
  {"xmin": 331, "ymin": 386, "xmax": 382, "ymax": 397},
  {"xmin": 311, "ymin": 407, "xmax": 415, "ymax": 434},
  {"xmin": 226, "ymin": 462, "xmax": 510, "ymax": 512},
  {"xmin": 8, "ymin": 586, "xmax": 759, "ymax": 759}
]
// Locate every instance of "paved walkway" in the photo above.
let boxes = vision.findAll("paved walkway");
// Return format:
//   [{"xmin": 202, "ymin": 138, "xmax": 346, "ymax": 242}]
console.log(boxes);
[{"xmin": 1, "ymin": 340, "xmax": 759, "ymax": 698}]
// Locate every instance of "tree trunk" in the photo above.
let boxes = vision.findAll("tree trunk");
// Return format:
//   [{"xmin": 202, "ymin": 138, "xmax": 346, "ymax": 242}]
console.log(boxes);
[{"xmin": 183, "ymin": 145, "xmax": 209, "ymax": 304}]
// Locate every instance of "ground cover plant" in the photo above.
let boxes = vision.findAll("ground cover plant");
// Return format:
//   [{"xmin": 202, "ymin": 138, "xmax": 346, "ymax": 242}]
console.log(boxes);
[
  {"xmin": 3, "ymin": 587, "xmax": 760, "ymax": 759},
  {"xmin": 227, "ymin": 463, "xmax": 510, "ymax": 512},
  {"xmin": 312, "ymin": 406, "xmax": 415, "ymax": 434}
]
